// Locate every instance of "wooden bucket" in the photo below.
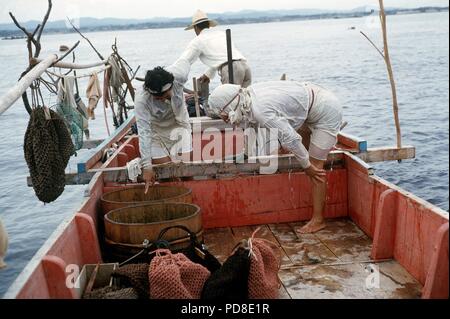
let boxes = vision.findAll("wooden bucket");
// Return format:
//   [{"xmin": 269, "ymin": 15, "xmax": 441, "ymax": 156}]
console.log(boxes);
[
  {"xmin": 104, "ymin": 203, "xmax": 202, "ymax": 261},
  {"xmin": 101, "ymin": 185, "xmax": 192, "ymax": 216}
]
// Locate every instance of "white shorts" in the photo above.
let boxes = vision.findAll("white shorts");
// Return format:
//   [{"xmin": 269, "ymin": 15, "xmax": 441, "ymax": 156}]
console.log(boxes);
[
  {"xmin": 256, "ymin": 84, "xmax": 343, "ymax": 161},
  {"xmin": 308, "ymin": 129, "xmax": 339, "ymax": 161},
  {"xmin": 151, "ymin": 128, "xmax": 193, "ymax": 160},
  {"xmin": 305, "ymin": 83, "xmax": 343, "ymax": 160}
]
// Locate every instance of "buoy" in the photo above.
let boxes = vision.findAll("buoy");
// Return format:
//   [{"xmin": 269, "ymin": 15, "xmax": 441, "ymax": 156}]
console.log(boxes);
[{"xmin": 0, "ymin": 217, "xmax": 8, "ymax": 269}]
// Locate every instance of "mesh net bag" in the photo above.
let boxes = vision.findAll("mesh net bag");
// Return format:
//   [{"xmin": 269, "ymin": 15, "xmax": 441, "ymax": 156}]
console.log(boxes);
[
  {"xmin": 24, "ymin": 108, "xmax": 75, "ymax": 203},
  {"xmin": 201, "ymin": 246, "xmax": 251, "ymax": 300},
  {"xmin": 149, "ymin": 250, "xmax": 210, "ymax": 299},
  {"xmin": 248, "ymin": 229, "xmax": 281, "ymax": 299},
  {"xmin": 56, "ymin": 102, "xmax": 85, "ymax": 151},
  {"xmin": 112, "ymin": 263, "xmax": 150, "ymax": 299}
]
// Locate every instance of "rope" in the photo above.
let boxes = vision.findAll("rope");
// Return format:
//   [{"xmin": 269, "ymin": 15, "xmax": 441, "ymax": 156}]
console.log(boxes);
[{"xmin": 248, "ymin": 227, "xmax": 283, "ymax": 288}]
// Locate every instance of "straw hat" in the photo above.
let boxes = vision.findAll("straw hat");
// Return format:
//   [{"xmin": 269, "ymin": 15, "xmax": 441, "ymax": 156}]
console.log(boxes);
[{"xmin": 185, "ymin": 10, "xmax": 218, "ymax": 31}]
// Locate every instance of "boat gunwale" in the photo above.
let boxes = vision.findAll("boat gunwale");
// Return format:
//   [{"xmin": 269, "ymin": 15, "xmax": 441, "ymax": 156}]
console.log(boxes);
[
  {"xmin": 4, "ymin": 125, "xmax": 448, "ymax": 299},
  {"xmin": 370, "ymin": 175, "xmax": 449, "ymax": 220}
]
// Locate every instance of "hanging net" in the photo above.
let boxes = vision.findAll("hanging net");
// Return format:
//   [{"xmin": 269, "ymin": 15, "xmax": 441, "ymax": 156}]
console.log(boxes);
[
  {"xmin": 24, "ymin": 108, "xmax": 75, "ymax": 203},
  {"xmin": 55, "ymin": 102, "xmax": 86, "ymax": 151}
]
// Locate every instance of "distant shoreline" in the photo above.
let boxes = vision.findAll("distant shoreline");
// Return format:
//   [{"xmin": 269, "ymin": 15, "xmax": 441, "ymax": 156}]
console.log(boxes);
[{"xmin": 1, "ymin": 6, "xmax": 448, "ymax": 39}]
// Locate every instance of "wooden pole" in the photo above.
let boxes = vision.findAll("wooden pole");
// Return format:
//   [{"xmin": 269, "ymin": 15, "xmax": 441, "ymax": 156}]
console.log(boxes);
[
  {"xmin": 193, "ymin": 78, "xmax": 201, "ymax": 118},
  {"xmin": 31, "ymin": 58, "xmax": 108, "ymax": 70},
  {"xmin": 0, "ymin": 54, "xmax": 58, "ymax": 116},
  {"xmin": 379, "ymin": 0, "xmax": 402, "ymax": 148},
  {"xmin": 46, "ymin": 65, "xmax": 111, "ymax": 79},
  {"xmin": 198, "ymin": 80, "xmax": 210, "ymax": 109},
  {"xmin": 226, "ymin": 29, "xmax": 235, "ymax": 84}
]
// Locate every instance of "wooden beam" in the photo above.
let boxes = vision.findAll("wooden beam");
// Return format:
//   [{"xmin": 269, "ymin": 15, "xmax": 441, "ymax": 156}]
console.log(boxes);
[
  {"xmin": 356, "ymin": 146, "xmax": 415, "ymax": 163},
  {"xmin": 0, "ymin": 54, "xmax": 58, "ymax": 115},
  {"xmin": 345, "ymin": 151, "xmax": 375, "ymax": 176},
  {"xmin": 27, "ymin": 145, "xmax": 417, "ymax": 187},
  {"xmin": 28, "ymin": 153, "xmax": 345, "ymax": 187},
  {"xmin": 30, "ymin": 58, "xmax": 108, "ymax": 70},
  {"xmin": 77, "ymin": 114, "xmax": 136, "ymax": 173},
  {"xmin": 337, "ymin": 132, "xmax": 368, "ymax": 152}
]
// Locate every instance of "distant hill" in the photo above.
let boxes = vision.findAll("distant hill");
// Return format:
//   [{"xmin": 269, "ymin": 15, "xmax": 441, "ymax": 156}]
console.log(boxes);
[{"xmin": 1, "ymin": 6, "xmax": 448, "ymax": 38}]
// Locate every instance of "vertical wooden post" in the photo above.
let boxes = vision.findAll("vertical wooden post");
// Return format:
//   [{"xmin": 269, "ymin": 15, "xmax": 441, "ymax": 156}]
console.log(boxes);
[
  {"xmin": 422, "ymin": 223, "xmax": 449, "ymax": 299},
  {"xmin": 198, "ymin": 80, "xmax": 209, "ymax": 108},
  {"xmin": 371, "ymin": 189, "xmax": 397, "ymax": 260},
  {"xmin": 193, "ymin": 77, "xmax": 201, "ymax": 118},
  {"xmin": 226, "ymin": 29, "xmax": 235, "ymax": 84},
  {"xmin": 379, "ymin": 0, "xmax": 402, "ymax": 148},
  {"xmin": 42, "ymin": 255, "xmax": 77, "ymax": 299},
  {"xmin": 75, "ymin": 213, "xmax": 102, "ymax": 264}
]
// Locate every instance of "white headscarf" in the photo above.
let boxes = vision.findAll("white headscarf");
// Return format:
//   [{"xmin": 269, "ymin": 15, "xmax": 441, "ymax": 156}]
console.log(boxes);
[{"xmin": 209, "ymin": 84, "xmax": 252, "ymax": 125}]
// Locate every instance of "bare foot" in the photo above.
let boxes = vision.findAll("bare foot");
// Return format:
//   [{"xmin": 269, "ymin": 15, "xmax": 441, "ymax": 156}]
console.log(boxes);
[{"xmin": 298, "ymin": 220, "xmax": 326, "ymax": 234}]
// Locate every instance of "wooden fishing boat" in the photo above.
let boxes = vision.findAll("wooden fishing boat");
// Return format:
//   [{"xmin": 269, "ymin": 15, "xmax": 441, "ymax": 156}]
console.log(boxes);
[
  {"xmin": 0, "ymin": 0, "xmax": 447, "ymax": 300},
  {"xmin": 3, "ymin": 115, "xmax": 448, "ymax": 299}
]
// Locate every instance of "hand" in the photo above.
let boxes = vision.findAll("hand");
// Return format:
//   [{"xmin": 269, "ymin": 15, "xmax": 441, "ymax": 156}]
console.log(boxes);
[
  {"xmin": 304, "ymin": 164, "xmax": 327, "ymax": 185},
  {"xmin": 198, "ymin": 74, "xmax": 210, "ymax": 84},
  {"xmin": 143, "ymin": 168, "xmax": 156, "ymax": 194}
]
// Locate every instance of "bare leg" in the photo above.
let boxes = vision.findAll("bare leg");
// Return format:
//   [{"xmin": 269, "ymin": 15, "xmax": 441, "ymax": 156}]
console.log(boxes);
[{"xmin": 298, "ymin": 157, "xmax": 327, "ymax": 234}]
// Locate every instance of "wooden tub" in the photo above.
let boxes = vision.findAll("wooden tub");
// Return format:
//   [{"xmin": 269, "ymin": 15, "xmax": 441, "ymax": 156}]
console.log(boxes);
[
  {"xmin": 100, "ymin": 185, "xmax": 193, "ymax": 215},
  {"xmin": 103, "ymin": 202, "xmax": 202, "ymax": 262}
]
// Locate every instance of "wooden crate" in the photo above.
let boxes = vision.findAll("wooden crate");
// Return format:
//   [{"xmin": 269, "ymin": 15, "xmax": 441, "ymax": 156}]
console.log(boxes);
[{"xmin": 74, "ymin": 263, "xmax": 119, "ymax": 298}]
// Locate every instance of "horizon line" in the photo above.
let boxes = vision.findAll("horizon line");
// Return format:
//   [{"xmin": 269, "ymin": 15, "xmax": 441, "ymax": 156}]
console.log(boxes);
[{"xmin": 0, "ymin": 4, "xmax": 448, "ymax": 25}]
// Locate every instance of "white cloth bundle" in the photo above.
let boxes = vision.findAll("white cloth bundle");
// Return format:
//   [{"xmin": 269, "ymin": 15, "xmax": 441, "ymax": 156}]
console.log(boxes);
[
  {"xmin": 126, "ymin": 157, "xmax": 143, "ymax": 183},
  {"xmin": 208, "ymin": 84, "xmax": 252, "ymax": 125}
]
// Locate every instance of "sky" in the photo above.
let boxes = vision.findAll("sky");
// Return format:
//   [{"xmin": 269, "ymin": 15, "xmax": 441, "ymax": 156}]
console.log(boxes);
[{"xmin": 0, "ymin": 0, "xmax": 448, "ymax": 23}]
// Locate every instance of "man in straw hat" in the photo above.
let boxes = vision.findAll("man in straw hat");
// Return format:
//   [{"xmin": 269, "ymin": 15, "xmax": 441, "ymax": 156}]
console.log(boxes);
[
  {"xmin": 135, "ymin": 58, "xmax": 193, "ymax": 188},
  {"xmin": 208, "ymin": 81, "xmax": 344, "ymax": 234},
  {"xmin": 180, "ymin": 9, "xmax": 252, "ymax": 88}
]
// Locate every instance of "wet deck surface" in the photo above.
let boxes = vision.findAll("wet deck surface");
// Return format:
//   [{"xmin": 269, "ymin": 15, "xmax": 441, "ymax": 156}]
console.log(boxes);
[{"xmin": 204, "ymin": 218, "xmax": 423, "ymax": 299}]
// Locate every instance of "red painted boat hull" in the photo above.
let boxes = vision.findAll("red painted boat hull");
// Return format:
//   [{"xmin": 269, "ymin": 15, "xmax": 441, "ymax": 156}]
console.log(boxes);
[{"xmin": 5, "ymin": 131, "xmax": 448, "ymax": 299}]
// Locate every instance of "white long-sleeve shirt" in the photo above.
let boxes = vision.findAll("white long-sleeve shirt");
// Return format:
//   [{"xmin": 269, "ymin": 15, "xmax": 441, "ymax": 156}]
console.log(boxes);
[
  {"xmin": 248, "ymin": 81, "xmax": 313, "ymax": 169},
  {"xmin": 180, "ymin": 28, "xmax": 247, "ymax": 80},
  {"xmin": 135, "ymin": 58, "xmax": 192, "ymax": 166}
]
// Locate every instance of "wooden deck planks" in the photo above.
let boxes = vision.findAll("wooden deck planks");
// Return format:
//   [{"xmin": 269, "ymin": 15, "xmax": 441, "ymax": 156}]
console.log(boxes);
[
  {"xmin": 279, "ymin": 260, "xmax": 422, "ymax": 299},
  {"xmin": 313, "ymin": 219, "xmax": 373, "ymax": 262},
  {"xmin": 269, "ymin": 223, "xmax": 338, "ymax": 266},
  {"xmin": 202, "ymin": 219, "xmax": 422, "ymax": 299},
  {"xmin": 203, "ymin": 227, "xmax": 236, "ymax": 264},
  {"xmin": 376, "ymin": 261, "xmax": 423, "ymax": 299}
]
